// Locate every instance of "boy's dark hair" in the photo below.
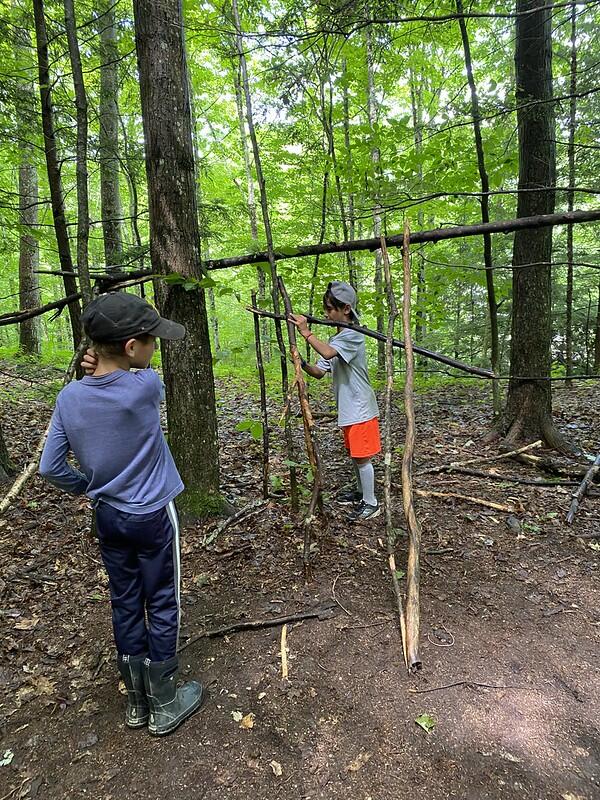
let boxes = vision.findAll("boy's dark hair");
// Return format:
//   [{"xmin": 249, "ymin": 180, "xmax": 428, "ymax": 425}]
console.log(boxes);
[
  {"xmin": 323, "ymin": 284, "xmax": 347, "ymax": 312},
  {"xmin": 92, "ymin": 333, "xmax": 155, "ymax": 358}
]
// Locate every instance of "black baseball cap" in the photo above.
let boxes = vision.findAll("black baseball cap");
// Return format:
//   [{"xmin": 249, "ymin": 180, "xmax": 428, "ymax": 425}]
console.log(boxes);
[{"xmin": 82, "ymin": 292, "xmax": 186, "ymax": 342}]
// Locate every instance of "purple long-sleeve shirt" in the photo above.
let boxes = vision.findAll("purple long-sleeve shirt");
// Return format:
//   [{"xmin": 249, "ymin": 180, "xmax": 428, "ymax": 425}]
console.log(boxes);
[{"xmin": 39, "ymin": 368, "xmax": 183, "ymax": 514}]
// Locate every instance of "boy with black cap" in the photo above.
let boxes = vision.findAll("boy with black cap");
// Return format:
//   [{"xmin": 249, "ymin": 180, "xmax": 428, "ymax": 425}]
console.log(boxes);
[
  {"xmin": 289, "ymin": 281, "xmax": 381, "ymax": 521},
  {"xmin": 39, "ymin": 292, "xmax": 204, "ymax": 736}
]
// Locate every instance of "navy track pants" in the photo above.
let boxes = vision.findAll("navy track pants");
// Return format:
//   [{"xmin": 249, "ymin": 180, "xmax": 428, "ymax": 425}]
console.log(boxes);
[{"xmin": 95, "ymin": 500, "xmax": 181, "ymax": 661}]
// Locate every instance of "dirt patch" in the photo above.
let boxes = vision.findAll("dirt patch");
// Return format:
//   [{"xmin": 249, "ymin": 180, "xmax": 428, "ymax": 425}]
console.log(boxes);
[{"xmin": 1, "ymin": 374, "xmax": 599, "ymax": 799}]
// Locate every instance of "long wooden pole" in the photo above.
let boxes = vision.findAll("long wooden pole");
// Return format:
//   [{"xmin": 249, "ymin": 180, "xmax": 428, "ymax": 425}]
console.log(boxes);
[
  {"xmin": 278, "ymin": 278, "xmax": 323, "ymax": 580},
  {"xmin": 380, "ymin": 236, "xmax": 408, "ymax": 667},
  {"xmin": 251, "ymin": 291, "xmax": 269, "ymax": 499},
  {"xmin": 202, "ymin": 209, "xmax": 600, "ymax": 272},
  {"xmin": 400, "ymin": 222, "xmax": 422, "ymax": 672},
  {"xmin": 248, "ymin": 308, "xmax": 494, "ymax": 378}
]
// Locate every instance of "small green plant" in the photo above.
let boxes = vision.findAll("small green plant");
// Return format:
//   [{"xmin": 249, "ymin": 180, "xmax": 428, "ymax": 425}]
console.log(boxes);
[{"xmin": 235, "ymin": 418, "xmax": 263, "ymax": 440}]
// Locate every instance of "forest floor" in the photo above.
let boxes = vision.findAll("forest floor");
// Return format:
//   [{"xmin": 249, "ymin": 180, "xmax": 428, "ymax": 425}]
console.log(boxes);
[{"xmin": 0, "ymin": 361, "xmax": 599, "ymax": 800}]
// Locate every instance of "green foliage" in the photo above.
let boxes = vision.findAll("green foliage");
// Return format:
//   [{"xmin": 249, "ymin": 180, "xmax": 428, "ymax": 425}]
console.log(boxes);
[{"xmin": 0, "ymin": 0, "xmax": 598, "ymax": 388}]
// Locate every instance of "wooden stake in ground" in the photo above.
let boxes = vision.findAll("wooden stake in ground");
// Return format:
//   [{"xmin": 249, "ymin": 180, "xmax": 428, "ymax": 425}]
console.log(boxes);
[
  {"xmin": 280, "ymin": 624, "xmax": 289, "ymax": 680},
  {"xmin": 251, "ymin": 290, "xmax": 270, "ymax": 499},
  {"xmin": 380, "ymin": 235, "xmax": 408, "ymax": 668},
  {"xmin": 278, "ymin": 277, "xmax": 323, "ymax": 580},
  {"xmin": 400, "ymin": 221, "xmax": 423, "ymax": 672},
  {"xmin": 0, "ymin": 340, "xmax": 88, "ymax": 516},
  {"xmin": 566, "ymin": 452, "xmax": 600, "ymax": 524}
]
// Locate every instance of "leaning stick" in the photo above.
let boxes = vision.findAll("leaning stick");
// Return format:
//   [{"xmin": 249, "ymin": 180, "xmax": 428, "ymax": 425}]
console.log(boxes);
[
  {"xmin": 247, "ymin": 307, "xmax": 494, "ymax": 378},
  {"xmin": 566, "ymin": 452, "xmax": 600, "ymax": 524},
  {"xmin": 380, "ymin": 235, "xmax": 408, "ymax": 668},
  {"xmin": 400, "ymin": 222, "xmax": 423, "ymax": 672},
  {"xmin": 251, "ymin": 290, "xmax": 270, "ymax": 499},
  {"xmin": 278, "ymin": 277, "xmax": 323, "ymax": 580},
  {"xmin": 0, "ymin": 340, "xmax": 88, "ymax": 516}
]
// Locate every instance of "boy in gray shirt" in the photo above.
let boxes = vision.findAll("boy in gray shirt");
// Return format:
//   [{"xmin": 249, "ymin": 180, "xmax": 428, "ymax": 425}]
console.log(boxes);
[{"xmin": 289, "ymin": 281, "xmax": 381, "ymax": 521}]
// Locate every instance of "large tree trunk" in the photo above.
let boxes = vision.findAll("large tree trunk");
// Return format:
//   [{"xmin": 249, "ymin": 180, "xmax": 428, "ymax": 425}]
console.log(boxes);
[
  {"xmin": 502, "ymin": 0, "xmax": 563, "ymax": 448},
  {"xmin": 98, "ymin": 0, "xmax": 124, "ymax": 270},
  {"xmin": 366, "ymin": 24, "xmax": 385, "ymax": 372},
  {"xmin": 16, "ymin": 24, "xmax": 41, "ymax": 355},
  {"xmin": 565, "ymin": 1, "xmax": 577, "ymax": 384},
  {"xmin": 32, "ymin": 0, "xmax": 81, "ymax": 346},
  {"xmin": 457, "ymin": 0, "xmax": 500, "ymax": 415},
  {"xmin": 63, "ymin": 0, "xmax": 92, "ymax": 305},
  {"xmin": 133, "ymin": 0, "xmax": 223, "ymax": 517}
]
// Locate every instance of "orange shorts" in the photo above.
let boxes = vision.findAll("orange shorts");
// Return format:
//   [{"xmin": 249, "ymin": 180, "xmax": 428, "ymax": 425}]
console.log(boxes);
[{"xmin": 341, "ymin": 416, "xmax": 381, "ymax": 459}]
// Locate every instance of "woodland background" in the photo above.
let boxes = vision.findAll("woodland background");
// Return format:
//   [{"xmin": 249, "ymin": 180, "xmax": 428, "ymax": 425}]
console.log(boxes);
[{"xmin": 0, "ymin": 0, "xmax": 599, "ymax": 393}]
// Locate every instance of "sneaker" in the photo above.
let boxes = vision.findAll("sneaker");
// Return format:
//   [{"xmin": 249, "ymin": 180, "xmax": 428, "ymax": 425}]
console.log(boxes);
[
  {"xmin": 336, "ymin": 488, "xmax": 362, "ymax": 505},
  {"xmin": 348, "ymin": 500, "xmax": 381, "ymax": 522}
]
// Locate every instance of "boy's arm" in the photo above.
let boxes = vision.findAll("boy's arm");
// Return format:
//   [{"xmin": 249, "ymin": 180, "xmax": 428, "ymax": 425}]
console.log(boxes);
[
  {"xmin": 302, "ymin": 361, "xmax": 327, "ymax": 379},
  {"xmin": 288, "ymin": 314, "xmax": 338, "ymax": 360},
  {"xmin": 39, "ymin": 407, "xmax": 88, "ymax": 495}
]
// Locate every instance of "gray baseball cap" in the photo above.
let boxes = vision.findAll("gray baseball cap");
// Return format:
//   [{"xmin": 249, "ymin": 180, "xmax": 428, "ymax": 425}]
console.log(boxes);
[{"xmin": 328, "ymin": 281, "xmax": 360, "ymax": 320}]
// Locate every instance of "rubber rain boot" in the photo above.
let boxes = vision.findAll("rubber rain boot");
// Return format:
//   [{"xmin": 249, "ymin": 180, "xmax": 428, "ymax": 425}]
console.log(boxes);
[
  {"xmin": 117, "ymin": 653, "xmax": 150, "ymax": 728},
  {"xmin": 143, "ymin": 656, "xmax": 204, "ymax": 736}
]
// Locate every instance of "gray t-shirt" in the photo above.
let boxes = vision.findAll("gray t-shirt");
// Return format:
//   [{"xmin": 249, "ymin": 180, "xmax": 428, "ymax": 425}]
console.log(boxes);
[{"xmin": 316, "ymin": 328, "xmax": 379, "ymax": 427}]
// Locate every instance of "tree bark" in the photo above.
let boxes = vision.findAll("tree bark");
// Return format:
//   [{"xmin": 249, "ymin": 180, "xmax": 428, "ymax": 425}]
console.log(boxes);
[
  {"xmin": 98, "ymin": 0, "xmax": 124, "ymax": 270},
  {"xmin": 133, "ymin": 0, "xmax": 222, "ymax": 517},
  {"xmin": 502, "ymin": 0, "xmax": 563, "ymax": 448},
  {"xmin": 456, "ymin": 0, "xmax": 500, "ymax": 414},
  {"xmin": 63, "ymin": 0, "xmax": 93, "ymax": 305},
  {"xmin": 565, "ymin": 1, "xmax": 577, "ymax": 384},
  {"xmin": 594, "ymin": 280, "xmax": 600, "ymax": 374},
  {"xmin": 366, "ymin": 23, "xmax": 385, "ymax": 372},
  {"xmin": 32, "ymin": 0, "xmax": 81, "ymax": 345},
  {"xmin": 16, "ymin": 24, "xmax": 41, "ymax": 355}
]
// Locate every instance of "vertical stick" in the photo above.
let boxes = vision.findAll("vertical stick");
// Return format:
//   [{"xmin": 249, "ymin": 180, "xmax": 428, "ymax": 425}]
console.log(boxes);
[
  {"xmin": 251, "ymin": 291, "xmax": 270, "ymax": 499},
  {"xmin": 231, "ymin": 0, "xmax": 297, "ymax": 510},
  {"xmin": 401, "ymin": 221, "xmax": 422, "ymax": 672},
  {"xmin": 280, "ymin": 624, "xmax": 288, "ymax": 680},
  {"xmin": 380, "ymin": 236, "xmax": 408, "ymax": 668},
  {"xmin": 278, "ymin": 278, "xmax": 323, "ymax": 580}
]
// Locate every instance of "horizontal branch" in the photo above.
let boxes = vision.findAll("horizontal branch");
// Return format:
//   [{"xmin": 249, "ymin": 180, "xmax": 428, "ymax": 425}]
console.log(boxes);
[
  {"xmin": 205, "ymin": 209, "xmax": 600, "ymax": 271},
  {"xmin": 247, "ymin": 307, "xmax": 494, "ymax": 379},
  {"xmin": 0, "ymin": 292, "xmax": 82, "ymax": 327},
  {"xmin": 3, "ymin": 211, "xmax": 600, "ymax": 328}
]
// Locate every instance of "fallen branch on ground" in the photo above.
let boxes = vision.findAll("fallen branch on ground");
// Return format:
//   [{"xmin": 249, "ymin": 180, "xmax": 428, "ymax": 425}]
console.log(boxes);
[
  {"xmin": 408, "ymin": 680, "xmax": 537, "ymax": 694},
  {"xmin": 412, "ymin": 487, "xmax": 523, "ymax": 513},
  {"xmin": 416, "ymin": 440, "xmax": 542, "ymax": 476},
  {"xmin": 435, "ymin": 466, "xmax": 578, "ymax": 486},
  {"xmin": 178, "ymin": 602, "xmax": 336, "ymax": 651},
  {"xmin": 566, "ymin": 452, "xmax": 600, "ymax": 524},
  {"xmin": 202, "ymin": 499, "xmax": 269, "ymax": 546}
]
